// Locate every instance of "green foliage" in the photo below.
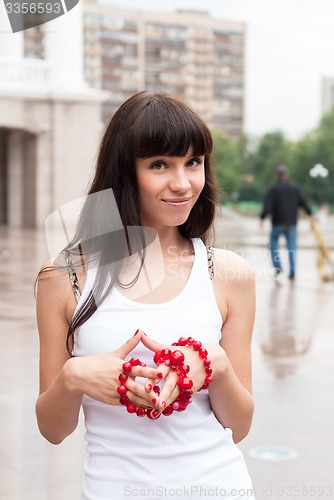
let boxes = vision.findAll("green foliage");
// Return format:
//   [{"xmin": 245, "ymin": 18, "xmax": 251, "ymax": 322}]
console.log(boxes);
[
  {"xmin": 211, "ymin": 130, "xmax": 242, "ymax": 203},
  {"xmin": 212, "ymin": 109, "xmax": 334, "ymax": 207}
]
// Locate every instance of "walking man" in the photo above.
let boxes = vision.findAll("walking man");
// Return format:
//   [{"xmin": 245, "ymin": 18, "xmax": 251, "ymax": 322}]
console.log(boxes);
[{"xmin": 260, "ymin": 165, "xmax": 313, "ymax": 281}]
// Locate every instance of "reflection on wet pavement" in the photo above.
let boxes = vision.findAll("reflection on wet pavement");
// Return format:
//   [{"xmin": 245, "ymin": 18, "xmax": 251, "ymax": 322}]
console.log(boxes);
[
  {"xmin": 258, "ymin": 281, "xmax": 329, "ymax": 378},
  {"xmin": 1, "ymin": 217, "xmax": 334, "ymax": 500}
]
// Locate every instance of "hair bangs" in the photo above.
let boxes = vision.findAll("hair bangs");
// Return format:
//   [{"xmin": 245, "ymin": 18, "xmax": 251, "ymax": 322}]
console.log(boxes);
[{"xmin": 132, "ymin": 95, "xmax": 212, "ymax": 158}]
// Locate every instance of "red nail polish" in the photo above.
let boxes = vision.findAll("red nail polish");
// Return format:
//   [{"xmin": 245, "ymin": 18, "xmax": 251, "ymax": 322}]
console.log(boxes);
[
  {"xmin": 152, "ymin": 397, "xmax": 157, "ymax": 405},
  {"xmin": 133, "ymin": 329, "xmax": 139, "ymax": 336},
  {"xmin": 157, "ymin": 372, "xmax": 164, "ymax": 379},
  {"xmin": 142, "ymin": 331, "xmax": 148, "ymax": 336},
  {"xmin": 160, "ymin": 401, "xmax": 166, "ymax": 408},
  {"xmin": 146, "ymin": 383, "xmax": 153, "ymax": 392}
]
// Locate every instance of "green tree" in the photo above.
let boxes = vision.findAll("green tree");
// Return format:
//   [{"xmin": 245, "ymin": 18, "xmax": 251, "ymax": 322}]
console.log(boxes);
[
  {"xmin": 290, "ymin": 109, "xmax": 334, "ymax": 205},
  {"xmin": 211, "ymin": 111, "xmax": 333, "ymax": 209},
  {"xmin": 289, "ymin": 131, "xmax": 319, "ymax": 203},
  {"xmin": 211, "ymin": 130, "xmax": 242, "ymax": 202},
  {"xmin": 248, "ymin": 131, "xmax": 292, "ymax": 194}
]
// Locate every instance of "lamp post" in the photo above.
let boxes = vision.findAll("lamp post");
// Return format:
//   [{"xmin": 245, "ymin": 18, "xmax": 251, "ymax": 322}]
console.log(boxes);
[{"xmin": 309, "ymin": 164, "xmax": 329, "ymax": 206}]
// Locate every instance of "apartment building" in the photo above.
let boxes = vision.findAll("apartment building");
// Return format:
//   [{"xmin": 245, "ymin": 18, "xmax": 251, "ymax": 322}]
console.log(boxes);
[
  {"xmin": 21, "ymin": 2, "xmax": 245, "ymax": 136},
  {"xmin": 83, "ymin": 2, "xmax": 245, "ymax": 136}
]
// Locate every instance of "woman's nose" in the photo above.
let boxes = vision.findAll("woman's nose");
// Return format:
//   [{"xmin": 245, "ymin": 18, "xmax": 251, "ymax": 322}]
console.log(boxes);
[{"xmin": 169, "ymin": 168, "xmax": 191, "ymax": 192}]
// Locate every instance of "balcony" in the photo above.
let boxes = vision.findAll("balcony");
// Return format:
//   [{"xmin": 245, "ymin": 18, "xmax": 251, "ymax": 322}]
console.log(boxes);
[{"xmin": 0, "ymin": 57, "xmax": 51, "ymax": 92}]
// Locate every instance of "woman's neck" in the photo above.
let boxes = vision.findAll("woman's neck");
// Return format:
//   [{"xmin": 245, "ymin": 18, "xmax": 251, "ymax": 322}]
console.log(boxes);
[{"xmin": 153, "ymin": 227, "xmax": 192, "ymax": 258}]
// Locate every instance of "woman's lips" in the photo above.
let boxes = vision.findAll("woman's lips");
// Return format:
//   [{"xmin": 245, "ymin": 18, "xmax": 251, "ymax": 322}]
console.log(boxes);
[{"xmin": 162, "ymin": 198, "xmax": 192, "ymax": 207}]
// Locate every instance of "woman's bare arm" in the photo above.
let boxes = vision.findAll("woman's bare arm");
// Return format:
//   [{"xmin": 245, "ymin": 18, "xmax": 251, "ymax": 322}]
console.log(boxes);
[
  {"xmin": 35, "ymin": 267, "xmax": 163, "ymax": 444},
  {"xmin": 208, "ymin": 249, "xmax": 255, "ymax": 443},
  {"xmin": 35, "ymin": 267, "xmax": 83, "ymax": 444}
]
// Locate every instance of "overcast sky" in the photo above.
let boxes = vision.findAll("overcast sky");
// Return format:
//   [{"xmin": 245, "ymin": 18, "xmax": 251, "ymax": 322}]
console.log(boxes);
[{"xmin": 102, "ymin": 0, "xmax": 334, "ymax": 140}]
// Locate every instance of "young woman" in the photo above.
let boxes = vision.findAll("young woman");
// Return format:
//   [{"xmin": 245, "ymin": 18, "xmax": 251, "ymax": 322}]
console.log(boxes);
[{"xmin": 36, "ymin": 91, "xmax": 256, "ymax": 499}]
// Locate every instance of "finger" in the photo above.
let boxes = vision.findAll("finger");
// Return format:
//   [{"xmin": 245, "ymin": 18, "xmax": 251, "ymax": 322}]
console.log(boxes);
[
  {"xmin": 114, "ymin": 329, "xmax": 142, "ymax": 358},
  {"xmin": 140, "ymin": 332, "xmax": 167, "ymax": 353},
  {"xmin": 144, "ymin": 365, "xmax": 168, "ymax": 393},
  {"xmin": 121, "ymin": 392, "xmax": 158, "ymax": 410},
  {"xmin": 162, "ymin": 385, "xmax": 180, "ymax": 410},
  {"xmin": 125, "ymin": 378, "xmax": 159, "ymax": 408},
  {"xmin": 131, "ymin": 365, "xmax": 163, "ymax": 380},
  {"xmin": 158, "ymin": 371, "xmax": 179, "ymax": 409}
]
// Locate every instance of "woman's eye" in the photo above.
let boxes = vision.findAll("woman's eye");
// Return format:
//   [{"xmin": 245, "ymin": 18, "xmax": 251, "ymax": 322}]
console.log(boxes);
[
  {"xmin": 151, "ymin": 162, "xmax": 166, "ymax": 170},
  {"xmin": 187, "ymin": 158, "xmax": 202, "ymax": 167}
]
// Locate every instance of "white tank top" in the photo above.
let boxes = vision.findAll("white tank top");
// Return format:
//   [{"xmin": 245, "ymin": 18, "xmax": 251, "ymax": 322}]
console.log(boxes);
[{"xmin": 73, "ymin": 238, "xmax": 254, "ymax": 500}]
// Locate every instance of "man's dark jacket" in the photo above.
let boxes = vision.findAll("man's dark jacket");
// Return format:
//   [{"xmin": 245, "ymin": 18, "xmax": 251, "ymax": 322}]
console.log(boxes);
[{"xmin": 260, "ymin": 180, "xmax": 312, "ymax": 226}]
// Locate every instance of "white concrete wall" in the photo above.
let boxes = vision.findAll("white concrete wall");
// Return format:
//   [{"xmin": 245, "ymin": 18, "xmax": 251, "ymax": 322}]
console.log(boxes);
[{"xmin": 0, "ymin": 96, "xmax": 103, "ymax": 228}]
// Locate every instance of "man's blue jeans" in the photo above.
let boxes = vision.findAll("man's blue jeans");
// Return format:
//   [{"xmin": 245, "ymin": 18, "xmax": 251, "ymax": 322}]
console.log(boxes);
[{"xmin": 270, "ymin": 225, "xmax": 297, "ymax": 277}]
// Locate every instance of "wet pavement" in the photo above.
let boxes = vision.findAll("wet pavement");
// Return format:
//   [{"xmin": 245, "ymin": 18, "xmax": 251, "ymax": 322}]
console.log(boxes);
[{"xmin": 0, "ymin": 212, "xmax": 333, "ymax": 500}]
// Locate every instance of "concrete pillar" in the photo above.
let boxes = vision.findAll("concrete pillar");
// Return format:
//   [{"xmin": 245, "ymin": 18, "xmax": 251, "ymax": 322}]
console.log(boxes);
[
  {"xmin": 0, "ymin": 129, "xmax": 8, "ymax": 224},
  {"xmin": 7, "ymin": 130, "xmax": 23, "ymax": 227},
  {"xmin": 43, "ymin": 3, "xmax": 86, "ymax": 90},
  {"xmin": 23, "ymin": 133, "xmax": 36, "ymax": 228}
]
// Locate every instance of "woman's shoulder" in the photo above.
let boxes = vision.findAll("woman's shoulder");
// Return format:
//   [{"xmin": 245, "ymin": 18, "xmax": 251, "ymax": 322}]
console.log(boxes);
[
  {"xmin": 36, "ymin": 256, "xmax": 85, "ymax": 321},
  {"xmin": 211, "ymin": 247, "xmax": 255, "ymax": 285}
]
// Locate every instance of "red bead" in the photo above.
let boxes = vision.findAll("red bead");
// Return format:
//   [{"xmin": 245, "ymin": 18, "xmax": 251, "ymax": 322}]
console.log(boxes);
[
  {"xmin": 177, "ymin": 337, "xmax": 187, "ymax": 346},
  {"xmin": 176, "ymin": 364, "xmax": 189, "ymax": 376},
  {"xmin": 119, "ymin": 395, "xmax": 129, "ymax": 405},
  {"xmin": 153, "ymin": 351, "xmax": 162, "ymax": 364},
  {"xmin": 126, "ymin": 403, "xmax": 137, "ymax": 413},
  {"xmin": 203, "ymin": 358, "xmax": 211, "ymax": 366},
  {"xmin": 178, "ymin": 392, "xmax": 191, "ymax": 403},
  {"xmin": 170, "ymin": 350, "xmax": 185, "ymax": 366},
  {"xmin": 205, "ymin": 375, "xmax": 213, "ymax": 384},
  {"xmin": 129, "ymin": 357, "xmax": 140, "ymax": 366},
  {"xmin": 186, "ymin": 337, "xmax": 194, "ymax": 345},
  {"xmin": 161, "ymin": 348, "xmax": 172, "ymax": 358},
  {"xmin": 192, "ymin": 340, "xmax": 202, "ymax": 350},
  {"xmin": 162, "ymin": 405, "xmax": 174, "ymax": 416},
  {"xmin": 153, "ymin": 385, "xmax": 160, "ymax": 394},
  {"xmin": 122, "ymin": 361, "xmax": 133, "ymax": 372},
  {"xmin": 136, "ymin": 407, "xmax": 146, "ymax": 417},
  {"xmin": 147, "ymin": 409, "xmax": 160, "ymax": 419},
  {"xmin": 172, "ymin": 401, "xmax": 180, "ymax": 410},
  {"xmin": 177, "ymin": 376, "xmax": 193, "ymax": 391},
  {"xmin": 198, "ymin": 348, "xmax": 208, "ymax": 358},
  {"xmin": 178, "ymin": 403, "xmax": 188, "ymax": 411},
  {"xmin": 118, "ymin": 373, "xmax": 128, "ymax": 383},
  {"xmin": 117, "ymin": 385, "xmax": 127, "ymax": 395}
]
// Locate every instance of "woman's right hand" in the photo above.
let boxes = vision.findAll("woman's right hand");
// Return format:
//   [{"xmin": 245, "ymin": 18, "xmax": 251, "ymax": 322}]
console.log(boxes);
[{"xmin": 63, "ymin": 330, "xmax": 161, "ymax": 409}]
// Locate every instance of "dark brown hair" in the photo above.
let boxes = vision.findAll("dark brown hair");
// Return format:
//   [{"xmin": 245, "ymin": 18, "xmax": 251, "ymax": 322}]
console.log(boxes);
[{"xmin": 55, "ymin": 91, "xmax": 219, "ymax": 353}]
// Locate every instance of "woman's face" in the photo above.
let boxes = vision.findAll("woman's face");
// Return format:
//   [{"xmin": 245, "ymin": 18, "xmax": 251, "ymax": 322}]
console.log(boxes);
[{"xmin": 135, "ymin": 149, "xmax": 205, "ymax": 231}]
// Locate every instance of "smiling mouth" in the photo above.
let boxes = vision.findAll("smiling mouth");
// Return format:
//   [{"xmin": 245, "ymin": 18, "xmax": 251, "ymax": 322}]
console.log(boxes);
[{"xmin": 162, "ymin": 198, "xmax": 192, "ymax": 207}]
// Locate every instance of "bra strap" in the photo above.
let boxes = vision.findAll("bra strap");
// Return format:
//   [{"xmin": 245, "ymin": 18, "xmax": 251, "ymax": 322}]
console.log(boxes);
[
  {"xmin": 207, "ymin": 246, "xmax": 214, "ymax": 280},
  {"xmin": 63, "ymin": 250, "xmax": 82, "ymax": 303}
]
